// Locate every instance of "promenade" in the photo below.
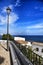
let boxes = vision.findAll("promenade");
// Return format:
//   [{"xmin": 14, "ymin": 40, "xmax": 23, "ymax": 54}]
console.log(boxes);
[{"xmin": 0, "ymin": 42, "xmax": 10, "ymax": 65}]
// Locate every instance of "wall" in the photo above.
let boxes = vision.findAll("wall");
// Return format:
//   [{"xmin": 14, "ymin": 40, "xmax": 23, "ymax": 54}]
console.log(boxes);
[{"xmin": 0, "ymin": 40, "xmax": 7, "ymax": 44}]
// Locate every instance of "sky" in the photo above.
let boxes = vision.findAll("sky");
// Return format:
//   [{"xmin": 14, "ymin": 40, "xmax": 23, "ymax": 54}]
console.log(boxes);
[{"xmin": 0, "ymin": 0, "xmax": 43, "ymax": 35}]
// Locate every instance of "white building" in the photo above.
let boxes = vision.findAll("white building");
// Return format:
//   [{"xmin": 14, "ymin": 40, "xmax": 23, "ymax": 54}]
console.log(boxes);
[
  {"xmin": 14, "ymin": 37, "xmax": 25, "ymax": 41},
  {"xmin": 32, "ymin": 42, "xmax": 43, "ymax": 57}
]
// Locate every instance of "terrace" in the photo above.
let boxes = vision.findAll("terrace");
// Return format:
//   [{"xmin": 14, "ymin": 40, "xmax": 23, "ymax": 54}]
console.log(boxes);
[{"xmin": 0, "ymin": 40, "xmax": 43, "ymax": 65}]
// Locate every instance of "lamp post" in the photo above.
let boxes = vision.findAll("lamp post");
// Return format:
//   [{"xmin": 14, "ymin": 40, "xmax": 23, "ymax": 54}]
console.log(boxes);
[{"xmin": 6, "ymin": 7, "xmax": 11, "ymax": 51}]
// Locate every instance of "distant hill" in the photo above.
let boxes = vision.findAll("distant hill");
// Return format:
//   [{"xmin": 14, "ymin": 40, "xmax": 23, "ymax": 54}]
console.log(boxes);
[{"xmin": 0, "ymin": 35, "xmax": 2, "ymax": 40}]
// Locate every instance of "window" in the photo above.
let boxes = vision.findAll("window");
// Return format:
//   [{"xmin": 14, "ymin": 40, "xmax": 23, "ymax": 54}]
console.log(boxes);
[
  {"xmin": 41, "ymin": 49, "xmax": 43, "ymax": 52},
  {"xmin": 36, "ymin": 48, "xmax": 39, "ymax": 51}
]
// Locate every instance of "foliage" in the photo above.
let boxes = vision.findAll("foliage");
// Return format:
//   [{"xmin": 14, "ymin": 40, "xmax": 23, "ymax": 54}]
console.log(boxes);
[{"xmin": 2, "ymin": 34, "xmax": 14, "ymax": 41}]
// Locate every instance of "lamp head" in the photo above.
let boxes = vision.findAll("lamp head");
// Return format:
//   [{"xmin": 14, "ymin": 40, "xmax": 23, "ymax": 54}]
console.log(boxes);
[{"xmin": 6, "ymin": 7, "xmax": 11, "ymax": 14}]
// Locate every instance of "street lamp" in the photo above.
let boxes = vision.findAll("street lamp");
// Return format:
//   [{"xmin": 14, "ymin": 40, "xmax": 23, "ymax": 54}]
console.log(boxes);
[{"xmin": 6, "ymin": 7, "xmax": 11, "ymax": 51}]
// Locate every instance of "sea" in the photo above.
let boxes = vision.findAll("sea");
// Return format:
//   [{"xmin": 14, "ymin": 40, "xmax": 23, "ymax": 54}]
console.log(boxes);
[
  {"xmin": 13, "ymin": 35, "xmax": 43, "ymax": 43},
  {"xmin": 0, "ymin": 35, "xmax": 43, "ymax": 43}
]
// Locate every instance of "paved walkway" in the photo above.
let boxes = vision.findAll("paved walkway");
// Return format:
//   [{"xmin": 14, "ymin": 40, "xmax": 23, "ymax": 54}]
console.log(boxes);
[{"xmin": 0, "ymin": 42, "xmax": 10, "ymax": 65}]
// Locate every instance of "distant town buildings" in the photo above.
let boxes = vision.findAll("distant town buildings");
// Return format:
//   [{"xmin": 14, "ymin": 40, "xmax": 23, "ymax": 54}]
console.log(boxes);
[{"xmin": 14, "ymin": 37, "xmax": 43, "ymax": 57}]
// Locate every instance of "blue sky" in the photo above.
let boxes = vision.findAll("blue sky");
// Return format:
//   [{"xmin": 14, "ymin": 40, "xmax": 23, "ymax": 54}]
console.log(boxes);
[{"xmin": 0, "ymin": 0, "xmax": 43, "ymax": 35}]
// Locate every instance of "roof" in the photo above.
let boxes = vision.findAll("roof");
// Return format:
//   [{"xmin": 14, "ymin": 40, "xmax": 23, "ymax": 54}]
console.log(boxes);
[{"xmin": 16, "ymin": 40, "xmax": 28, "ymax": 44}]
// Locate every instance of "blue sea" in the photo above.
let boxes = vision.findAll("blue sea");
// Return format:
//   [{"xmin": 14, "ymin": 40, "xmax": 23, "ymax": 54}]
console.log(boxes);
[
  {"xmin": 0, "ymin": 35, "xmax": 43, "ymax": 43},
  {"xmin": 13, "ymin": 35, "xmax": 43, "ymax": 43}
]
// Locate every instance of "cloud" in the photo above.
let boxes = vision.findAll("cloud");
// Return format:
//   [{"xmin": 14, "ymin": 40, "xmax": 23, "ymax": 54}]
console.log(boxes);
[
  {"xmin": 2, "ymin": 5, "xmax": 13, "ymax": 13},
  {"xmin": 9, "ymin": 5, "xmax": 13, "ymax": 9},
  {"xmin": 25, "ymin": 23, "xmax": 43, "ymax": 35},
  {"xmin": 27, "ymin": 23, "xmax": 43, "ymax": 29},
  {"xmin": 0, "ymin": 15, "xmax": 6, "ymax": 25},
  {"xmin": 15, "ymin": 0, "xmax": 21, "ymax": 7},
  {"xmin": 9, "ymin": 12, "xmax": 19, "ymax": 24},
  {"xmin": 0, "ymin": 13, "xmax": 19, "ymax": 25},
  {"xmin": 0, "ymin": 5, "xmax": 19, "ymax": 25},
  {"xmin": 26, "ymin": 29, "xmax": 43, "ymax": 35},
  {"xmin": 0, "ymin": 5, "xmax": 19, "ymax": 35}
]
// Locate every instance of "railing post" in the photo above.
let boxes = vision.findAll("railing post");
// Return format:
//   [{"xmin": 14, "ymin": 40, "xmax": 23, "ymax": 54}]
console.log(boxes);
[
  {"xmin": 39, "ymin": 56, "xmax": 41, "ymax": 65},
  {"xmin": 33, "ymin": 53, "xmax": 34, "ymax": 65},
  {"xmin": 31, "ymin": 51, "xmax": 32, "ymax": 62},
  {"xmin": 36, "ymin": 54, "xmax": 37, "ymax": 65}
]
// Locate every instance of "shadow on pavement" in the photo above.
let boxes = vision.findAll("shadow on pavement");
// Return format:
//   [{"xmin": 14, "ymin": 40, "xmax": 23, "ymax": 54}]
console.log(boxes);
[
  {"xmin": 0, "ymin": 44, "xmax": 7, "ymax": 51},
  {"xmin": 0, "ymin": 56, "xmax": 5, "ymax": 64}
]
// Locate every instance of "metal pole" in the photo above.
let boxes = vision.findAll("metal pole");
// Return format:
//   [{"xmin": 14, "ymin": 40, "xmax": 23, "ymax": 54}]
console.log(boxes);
[{"xmin": 7, "ymin": 13, "xmax": 9, "ymax": 51}]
